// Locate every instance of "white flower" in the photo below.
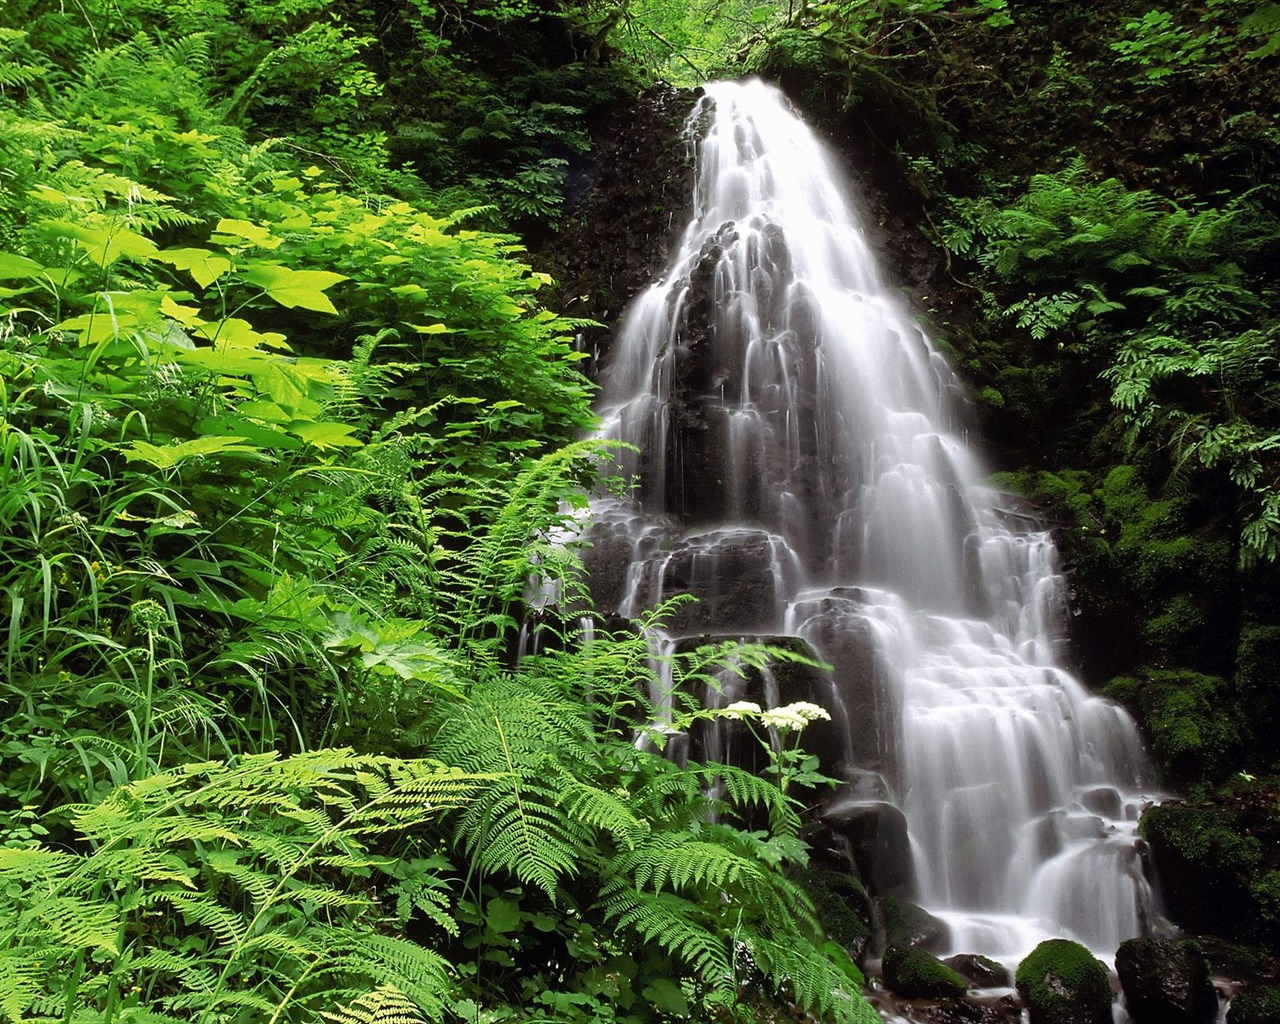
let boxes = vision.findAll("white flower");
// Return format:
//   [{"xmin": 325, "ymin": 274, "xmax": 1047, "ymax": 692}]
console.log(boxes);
[
  {"xmin": 721, "ymin": 700, "xmax": 762, "ymax": 720},
  {"xmin": 760, "ymin": 701, "xmax": 831, "ymax": 732}
]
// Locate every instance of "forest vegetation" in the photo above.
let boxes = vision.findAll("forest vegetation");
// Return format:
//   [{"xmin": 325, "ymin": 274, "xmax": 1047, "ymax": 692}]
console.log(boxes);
[{"xmin": 0, "ymin": 0, "xmax": 1278, "ymax": 1021}]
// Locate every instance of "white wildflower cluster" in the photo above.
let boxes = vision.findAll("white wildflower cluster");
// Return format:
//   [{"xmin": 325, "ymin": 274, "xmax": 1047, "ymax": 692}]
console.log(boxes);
[
  {"xmin": 721, "ymin": 700, "xmax": 762, "ymax": 720},
  {"xmin": 760, "ymin": 701, "xmax": 831, "ymax": 732},
  {"xmin": 717, "ymin": 699, "xmax": 831, "ymax": 732}
]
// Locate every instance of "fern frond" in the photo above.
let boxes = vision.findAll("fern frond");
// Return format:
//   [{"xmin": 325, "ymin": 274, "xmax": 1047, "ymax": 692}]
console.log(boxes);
[
  {"xmin": 21, "ymin": 896, "xmax": 120, "ymax": 953},
  {"xmin": 323, "ymin": 984, "xmax": 429, "ymax": 1024},
  {"xmin": 0, "ymin": 952, "xmax": 45, "ymax": 1024},
  {"xmin": 330, "ymin": 933, "xmax": 451, "ymax": 1018},
  {"xmin": 691, "ymin": 762, "xmax": 801, "ymax": 836},
  {"xmin": 623, "ymin": 837, "xmax": 768, "ymax": 894},
  {"xmin": 747, "ymin": 933, "xmax": 881, "ymax": 1024},
  {"xmin": 559, "ymin": 779, "xmax": 649, "ymax": 848},
  {"xmin": 599, "ymin": 886, "xmax": 732, "ymax": 979}
]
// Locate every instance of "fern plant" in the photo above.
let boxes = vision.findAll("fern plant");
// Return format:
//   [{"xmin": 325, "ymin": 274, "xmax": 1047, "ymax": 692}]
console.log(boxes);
[
  {"xmin": 0, "ymin": 750, "xmax": 483, "ymax": 1024},
  {"xmin": 958, "ymin": 156, "xmax": 1280, "ymax": 564}
]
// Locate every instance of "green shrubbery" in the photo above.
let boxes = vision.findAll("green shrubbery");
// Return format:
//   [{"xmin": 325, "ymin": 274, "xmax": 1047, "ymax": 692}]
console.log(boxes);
[{"xmin": 0, "ymin": 5, "xmax": 882, "ymax": 1024}]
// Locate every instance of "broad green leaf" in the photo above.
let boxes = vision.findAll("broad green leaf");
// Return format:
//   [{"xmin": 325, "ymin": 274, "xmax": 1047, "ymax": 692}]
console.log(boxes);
[
  {"xmin": 211, "ymin": 218, "xmax": 281, "ymax": 250},
  {"xmin": 196, "ymin": 415, "xmax": 302, "ymax": 451},
  {"xmin": 193, "ymin": 317, "xmax": 289, "ymax": 352},
  {"xmin": 256, "ymin": 363, "xmax": 320, "ymax": 415},
  {"xmin": 160, "ymin": 294, "xmax": 205, "ymax": 327},
  {"xmin": 237, "ymin": 400, "xmax": 292, "ymax": 424},
  {"xmin": 641, "ymin": 979, "xmax": 688, "ymax": 1016},
  {"xmin": 0, "ymin": 253, "xmax": 45, "ymax": 280},
  {"xmin": 177, "ymin": 347, "xmax": 274, "ymax": 376},
  {"xmin": 290, "ymin": 421, "xmax": 362, "ymax": 449},
  {"xmin": 156, "ymin": 247, "xmax": 234, "ymax": 288},
  {"xmin": 55, "ymin": 310, "xmax": 139, "ymax": 346},
  {"xmin": 485, "ymin": 898, "xmax": 522, "ymax": 934},
  {"xmin": 123, "ymin": 435, "xmax": 259, "ymax": 469},
  {"xmin": 411, "ymin": 323, "xmax": 451, "ymax": 334},
  {"xmin": 241, "ymin": 263, "xmax": 346, "ymax": 314},
  {"xmin": 45, "ymin": 220, "xmax": 158, "ymax": 266}
]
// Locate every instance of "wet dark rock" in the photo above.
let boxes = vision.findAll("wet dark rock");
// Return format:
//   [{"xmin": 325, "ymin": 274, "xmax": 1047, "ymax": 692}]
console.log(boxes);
[
  {"xmin": 791, "ymin": 592, "xmax": 897, "ymax": 778},
  {"xmin": 587, "ymin": 526, "xmax": 796, "ymax": 634},
  {"xmin": 944, "ymin": 953, "xmax": 1011, "ymax": 989},
  {"xmin": 1116, "ymin": 938, "xmax": 1217, "ymax": 1024},
  {"xmin": 1015, "ymin": 939, "xmax": 1112, "ymax": 1024},
  {"xmin": 883, "ymin": 944, "xmax": 968, "ymax": 999},
  {"xmin": 542, "ymin": 84, "xmax": 697, "ymax": 373},
  {"xmin": 1140, "ymin": 800, "xmax": 1275, "ymax": 943},
  {"xmin": 921, "ymin": 996, "xmax": 1023, "ymax": 1024},
  {"xmin": 876, "ymin": 895, "xmax": 949, "ymax": 953},
  {"xmin": 1080, "ymin": 786, "xmax": 1124, "ymax": 820},
  {"xmin": 821, "ymin": 799, "xmax": 912, "ymax": 895},
  {"xmin": 1191, "ymin": 935, "xmax": 1275, "ymax": 983}
]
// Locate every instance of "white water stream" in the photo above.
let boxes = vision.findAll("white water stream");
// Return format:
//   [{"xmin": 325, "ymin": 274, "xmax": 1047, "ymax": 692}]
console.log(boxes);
[{"xmin": 586, "ymin": 79, "xmax": 1158, "ymax": 965}]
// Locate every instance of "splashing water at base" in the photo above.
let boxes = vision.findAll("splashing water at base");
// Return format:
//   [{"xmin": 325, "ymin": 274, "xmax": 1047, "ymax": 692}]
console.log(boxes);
[{"xmin": 585, "ymin": 78, "xmax": 1160, "ymax": 965}]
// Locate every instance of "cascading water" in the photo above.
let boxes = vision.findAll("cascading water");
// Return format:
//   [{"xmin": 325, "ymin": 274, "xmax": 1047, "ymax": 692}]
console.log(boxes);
[{"xmin": 584, "ymin": 78, "xmax": 1159, "ymax": 965}]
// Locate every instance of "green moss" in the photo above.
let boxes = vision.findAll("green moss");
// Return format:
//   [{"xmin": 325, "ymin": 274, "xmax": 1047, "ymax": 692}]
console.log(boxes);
[
  {"xmin": 1227, "ymin": 985, "xmax": 1280, "ymax": 1024},
  {"xmin": 1234, "ymin": 624, "xmax": 1280, "ymax": 768},
  {"xmin": 977, "ymin": 385, "xmax": 1005, "ymax": 408},
  {"xmin": 882, "ymin": 945, "xmax": 967, "ymax": 999},
  {"xmin": 1140, "ymin": 593, "xmax": 1204, "ymax": 649},
  {"xmin": 795, "ymin": 869, "xmax": 871, "ymax": 954},
  {"xmin": 1103, "ymin": 669, "xmax": 1241, "ymax": 784},
  {"xmin": 877, "ymin": 895, "xmax": 946, "ymax": 950},
  {"xmin": 1139, "ymin": 801, "xmax": 1278, "ymax": 940},
  {"xmin": 1140, "ymin": 804, "xmax": 1261, "ymax": 871},
  {"xmin": 1249, "ymin": 870, "xmax": 1280, "ymax": 927},
  {"xmin": 1015, "ymin": 939, "xmax": 1112, "ymax": 1024}
]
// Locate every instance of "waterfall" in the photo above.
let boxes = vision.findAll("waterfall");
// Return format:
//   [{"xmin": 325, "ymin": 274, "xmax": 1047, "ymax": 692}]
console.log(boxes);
[{"xmin": 584, "ymin": 78, "xmax": 1158, "ymax": 964}]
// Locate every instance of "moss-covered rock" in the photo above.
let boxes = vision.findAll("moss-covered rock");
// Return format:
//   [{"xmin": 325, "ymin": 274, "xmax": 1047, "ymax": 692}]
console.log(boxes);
[
  {"xmin": 944, "ymin": 953, "xmax": 1010, "ymax": 989},
  {"xmin": 883, "ymin": 944, "xmax": 968, "ymax": 999},
  {"xmin": 1102, "ymin": 670, "xmax": 1242, "ymax": 786},
  {"xmin": 1227, "ymin": 985, "xmax": 1280, "ymax": 1024},
  {"xmin": 876, "ymin": 894, "xmax": 949, "ymax": 953},
  {"xmin": 1115, "ymin": 937, "xmax": 1217, "ymax": 1024},
  {"xmin": 1140, "ymin": 800, "xmax": 1276, "ymax": 942},
  {"xmin": 1015, "ymin": 939, "xmax": 1112, "ymax": 1024},
  {"xmin": 1223, "ymin": 983, "xmax": 1280, "ymax": 1024},
  {"xmin": 1191, "ymin": 936, "xmax": 1271, "ymax": 982},
  {"xmin": 795, "ymin": 868, "xmax": 873, "ymax": 965}
]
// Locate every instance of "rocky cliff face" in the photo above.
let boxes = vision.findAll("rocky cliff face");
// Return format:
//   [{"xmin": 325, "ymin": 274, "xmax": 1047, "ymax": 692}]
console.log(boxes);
[{"xmin": 540, "ymin": 84, "xmax": 698, "ymax": 378}]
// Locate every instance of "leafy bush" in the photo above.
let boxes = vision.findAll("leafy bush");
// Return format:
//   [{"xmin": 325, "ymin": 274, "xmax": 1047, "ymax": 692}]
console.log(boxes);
[{"xmin": 955, "ymin": 158, "xmax": 1280, "ymax": 565}]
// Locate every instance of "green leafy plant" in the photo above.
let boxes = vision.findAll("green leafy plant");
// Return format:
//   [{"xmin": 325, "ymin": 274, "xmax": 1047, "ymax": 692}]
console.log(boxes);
[{"xmin": 0, "ymin": 751, "xmax": 483, "ymax": 1024}]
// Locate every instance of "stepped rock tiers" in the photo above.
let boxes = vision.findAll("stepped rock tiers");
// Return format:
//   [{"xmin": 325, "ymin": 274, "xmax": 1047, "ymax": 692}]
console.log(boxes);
[{"xmin": 585, "ymin": 79, "xmax": 1161, "ymax": 962}]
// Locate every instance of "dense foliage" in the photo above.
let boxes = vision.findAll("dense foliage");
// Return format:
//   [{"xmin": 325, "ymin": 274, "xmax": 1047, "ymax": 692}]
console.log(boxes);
[
  {"xmin": 0, "ymin": 3, "xmax": 882, "ymax": 1023},
  {"xmin": 6, "ymin": 0, "xmax": 1280, "ymax": 1015}
]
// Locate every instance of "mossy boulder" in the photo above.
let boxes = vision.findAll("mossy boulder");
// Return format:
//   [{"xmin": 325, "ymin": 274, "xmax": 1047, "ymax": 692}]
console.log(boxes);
[
  {"xmin": 795, "ymin": 868, "xmax": 873, "ymax": 965},
  {"xmin": 1015, "ymin": 939, "xmax": 1112, "ymax": 1024},
  {"xmin": 1191, "ymin": 936, "xmax": 1270, "ymax": 981},
  {"xmin": 876, "ymin": 894, "xmax": 949, "ymax": 953},
  {"xmin": 1115, "ymin": 937, "xmax": 1217, "ymax": 1024},
  {"xmin": 1228, "ymin": 985, "xmax": 1280, "ymax": 1024},
  {"xmin": 1140, "ymin": 801, "xmax": 1269, "ymax": 941},
  {"xmin": 1102, "ymin": 670, "xmax": 1241, "ymax": 786},
  {"xmin": 882, "ymin": 944, "xmax": 968, "ymax": 999}
]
